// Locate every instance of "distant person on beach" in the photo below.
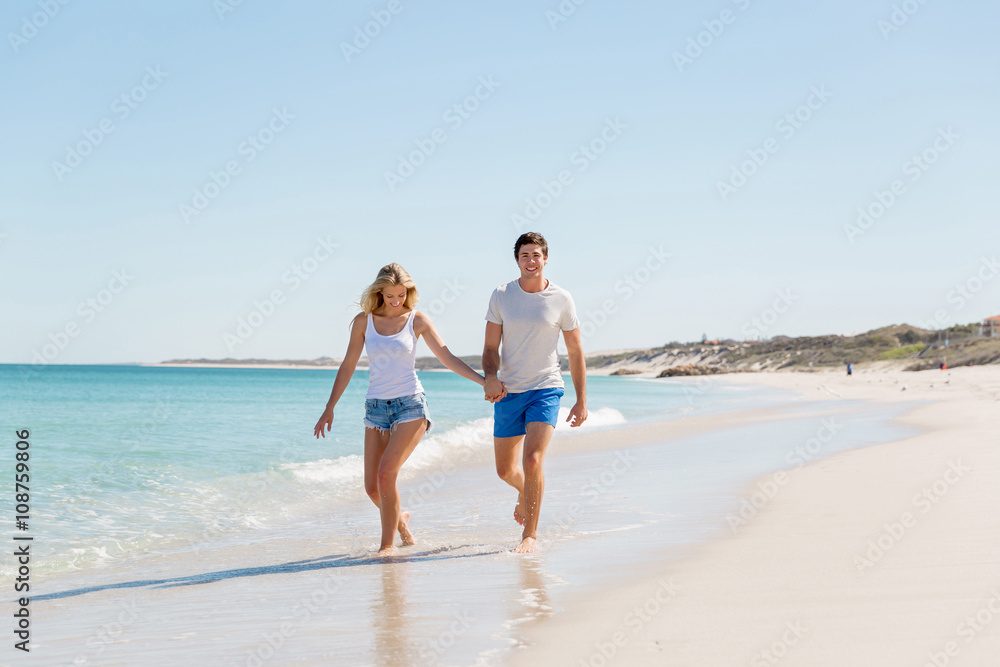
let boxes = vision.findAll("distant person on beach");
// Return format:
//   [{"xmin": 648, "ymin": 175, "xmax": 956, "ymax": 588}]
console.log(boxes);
[
  {"xmin": 847, "ymin": 363, "xmax": 852, "ymax": 376},
  {"xmin": 483, "ymin": 232, "xmax": 588, "ymax": 553},
  {"xmin": 314, "ymin": 263, "xmax": 500, "ymax": 554}
]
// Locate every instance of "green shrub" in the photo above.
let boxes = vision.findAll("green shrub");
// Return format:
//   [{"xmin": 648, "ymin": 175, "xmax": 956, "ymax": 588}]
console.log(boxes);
[{"xmin": 877, "ymin": 344, "xmax": 927, "ymax": 360}]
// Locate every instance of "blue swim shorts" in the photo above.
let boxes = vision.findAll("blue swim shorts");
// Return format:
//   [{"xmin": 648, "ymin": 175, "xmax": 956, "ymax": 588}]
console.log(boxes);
[
  {"xmin": 493, "ymin": 387, "xmax": 564, "ymax": 438},
  {"xmin": 364, "ymin": 392, "xmax": 433, "ymax": 434}
]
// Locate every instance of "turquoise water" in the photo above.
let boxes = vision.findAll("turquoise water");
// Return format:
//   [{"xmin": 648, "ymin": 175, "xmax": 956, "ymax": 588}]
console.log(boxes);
[{"xmin": 1, "ymin": 364, "xmax": 777, "ymax": 579}]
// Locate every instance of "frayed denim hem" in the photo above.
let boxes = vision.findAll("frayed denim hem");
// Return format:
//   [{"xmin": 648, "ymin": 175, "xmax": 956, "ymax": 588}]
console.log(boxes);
[
  {"xmin": 363, "ymin": 419, "xmax": 389, "ymax": 433},
  {"xmin": 363, "ymin": 416, "xmax": 433, "ymax": 435}
]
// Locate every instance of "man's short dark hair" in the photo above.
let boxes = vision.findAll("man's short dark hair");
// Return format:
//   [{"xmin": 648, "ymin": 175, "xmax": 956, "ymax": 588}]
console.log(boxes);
[{"xmin": 514, "ymin": 232, "xmax": 548, "ymax": 259}]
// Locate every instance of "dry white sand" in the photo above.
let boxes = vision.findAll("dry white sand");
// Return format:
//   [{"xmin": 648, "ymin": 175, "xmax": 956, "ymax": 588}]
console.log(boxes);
[{"xmin": 511, "ymin": 364, "xmax": 1000, "ymax": 666}]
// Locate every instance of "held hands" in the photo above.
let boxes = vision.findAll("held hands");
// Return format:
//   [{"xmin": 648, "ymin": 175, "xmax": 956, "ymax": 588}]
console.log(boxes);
[
  {"xmin": 484, "ymin": 376, "xmax": 508, "ymax": 403},
  {"xmin": 313, "ymin": 406, "xmax": 334, "ymax": 439}
]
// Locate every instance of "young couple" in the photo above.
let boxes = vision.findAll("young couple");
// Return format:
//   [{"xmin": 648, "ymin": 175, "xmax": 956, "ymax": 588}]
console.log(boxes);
[{"xmin": 313, "ymin": 232, "xmax": 587, "ymax": 555}]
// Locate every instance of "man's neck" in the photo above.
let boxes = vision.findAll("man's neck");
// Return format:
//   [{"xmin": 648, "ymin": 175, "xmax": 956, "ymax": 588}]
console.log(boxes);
[{"xmin": 518, "ymin": 275, "xmax": 548, "ymax": 293}]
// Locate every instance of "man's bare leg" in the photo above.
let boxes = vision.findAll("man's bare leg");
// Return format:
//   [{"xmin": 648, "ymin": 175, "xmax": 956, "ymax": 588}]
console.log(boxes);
[
  {"xmin": 494, "ymin": 434, "xmax": 527, "ymax": 526},
  {"xmin": 515, "ymin": 421, "xmax": 555, "ymax": 553}
]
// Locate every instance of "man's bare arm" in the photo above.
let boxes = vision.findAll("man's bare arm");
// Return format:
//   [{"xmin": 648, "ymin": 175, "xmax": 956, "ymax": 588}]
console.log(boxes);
[
  {"xmin": 483, "ymin": 321, "xmax": 504, "ymax": 401},
  {"xmin": 563, "ymin": 327, "xmax": 588, "ymax": 427}
]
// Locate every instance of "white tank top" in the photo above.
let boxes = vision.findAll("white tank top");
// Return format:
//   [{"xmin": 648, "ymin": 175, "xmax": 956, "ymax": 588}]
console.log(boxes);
[{"xmin": 364, "ymin": 310, "xmax": 424, "ymax": 399}]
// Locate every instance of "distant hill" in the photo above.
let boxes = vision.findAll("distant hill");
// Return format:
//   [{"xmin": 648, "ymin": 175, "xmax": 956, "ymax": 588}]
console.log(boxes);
[
  {"xmin": 584, "ymin": 323, "xmax": 1000, "ymax": 376},
  {"xmin": 159, "ymin": 323, "xmax": 1000, "ymax": 374}
]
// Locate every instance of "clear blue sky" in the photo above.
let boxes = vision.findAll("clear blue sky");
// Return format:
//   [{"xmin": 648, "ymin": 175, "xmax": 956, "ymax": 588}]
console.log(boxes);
[{"xmin": 2, "ymin": 0, "xmax": 998, "ymax": 364}]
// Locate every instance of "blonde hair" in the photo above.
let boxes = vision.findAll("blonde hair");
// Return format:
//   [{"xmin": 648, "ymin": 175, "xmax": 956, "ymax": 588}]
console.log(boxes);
[{"xmin": 359, "ymin": 263, "xmax": 419, "ymax": 314}]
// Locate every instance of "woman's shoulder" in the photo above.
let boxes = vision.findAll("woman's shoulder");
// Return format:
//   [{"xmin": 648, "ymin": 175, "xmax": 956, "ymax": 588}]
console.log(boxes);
[
  {"xmin": 351, "ymin": 312, "xmax": 368, "ymax": 328},
  {"xmin": 411, "ymin": 309, "xmax": 431, "ymax": 329}
]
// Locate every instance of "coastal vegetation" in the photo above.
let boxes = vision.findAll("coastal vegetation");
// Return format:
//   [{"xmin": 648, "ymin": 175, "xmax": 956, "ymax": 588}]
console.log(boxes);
[{"xmin": 161, "ymin": 323, "xmax": 1000, "ymax": 374}]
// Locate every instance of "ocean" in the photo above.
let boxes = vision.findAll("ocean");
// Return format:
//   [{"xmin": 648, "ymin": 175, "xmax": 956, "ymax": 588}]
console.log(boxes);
[{"xmin": 1, "ymin": 364, "xmax": 776, "ymax": 582}]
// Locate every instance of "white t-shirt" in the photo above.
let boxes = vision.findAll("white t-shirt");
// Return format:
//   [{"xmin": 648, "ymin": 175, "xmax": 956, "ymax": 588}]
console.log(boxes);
[{"xmin": 485, "ymin": 279, "xmax": 580, "ymax": 393}]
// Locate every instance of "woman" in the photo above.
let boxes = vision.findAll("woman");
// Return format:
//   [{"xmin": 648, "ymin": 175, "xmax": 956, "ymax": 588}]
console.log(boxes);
[{"xmin": 313, "ymin": 263, "xmax": 497, "ymax": 554}]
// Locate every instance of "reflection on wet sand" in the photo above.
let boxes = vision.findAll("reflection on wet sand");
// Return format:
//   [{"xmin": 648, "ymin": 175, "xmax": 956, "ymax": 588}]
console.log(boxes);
[
  {"xmin": 371, "ymin": 563, "xmax": 409, "ymax": 667},
  {"xmin": 509, "ymin": 557, "xmax": 554, "ymax": 649}
]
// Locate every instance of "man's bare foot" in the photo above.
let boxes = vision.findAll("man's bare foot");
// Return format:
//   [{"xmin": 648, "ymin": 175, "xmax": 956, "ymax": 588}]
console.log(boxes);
[
  {"xmin": 513, "ymin": 495, "xmax": 526, "ymax": 526},
  {"xmin": 397, "ymin": 511, "xmax": 415, "ymax": 546},
  {"xmin": 514, "ymin": 536, "xmax": 536, "ymax": 553}
]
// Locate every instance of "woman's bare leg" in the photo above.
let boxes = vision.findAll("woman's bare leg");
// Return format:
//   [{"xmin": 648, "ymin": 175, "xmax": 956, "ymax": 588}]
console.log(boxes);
[
  {"xmin": 364, "ymin": 426, "xmax": 417, "ymax": 547},
  {"xmin": 375, "ymin": 419, "xmax": 426, "ymax": 553}
]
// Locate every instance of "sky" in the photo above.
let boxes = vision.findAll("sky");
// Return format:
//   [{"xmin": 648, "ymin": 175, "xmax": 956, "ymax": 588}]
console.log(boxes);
[{"xmin": 1, "ymin": 0, "xmax": 998, "ymax": 364}]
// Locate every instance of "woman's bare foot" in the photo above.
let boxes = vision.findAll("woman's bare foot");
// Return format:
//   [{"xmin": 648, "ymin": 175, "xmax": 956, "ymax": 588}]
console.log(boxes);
[
  {"xmin": 376, "ymin": 545, "xmax": 396, "ymax": 556},
  {"xmin": 513, "ymin": 495, "xmax": 526, "ymax": 526},
  {"xmin": 514, "ymin": 536, "xmax": 536, "ymax": 554},
  {"xmin": 397, "ymin": 511, "xmax": 415, "ymax": 546}
]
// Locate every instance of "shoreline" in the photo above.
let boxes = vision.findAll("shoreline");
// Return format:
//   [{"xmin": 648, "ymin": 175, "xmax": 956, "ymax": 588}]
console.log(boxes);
[
  {"xmin": 510, "ymin": 365, "xmax": 1000, "ymax": 665},
  {"xmin": 25, "ymin": 376, "xmax": 921, "ymax": 665},
  {"xmin": 23, "ymin": 368, "xmax": 997, "ymax": 664}
]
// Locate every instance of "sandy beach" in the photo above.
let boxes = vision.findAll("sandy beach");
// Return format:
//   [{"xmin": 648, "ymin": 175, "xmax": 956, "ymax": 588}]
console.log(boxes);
[{"xmin": 512, "ymin": 365, "xmax": 1000, "ymax": 666}]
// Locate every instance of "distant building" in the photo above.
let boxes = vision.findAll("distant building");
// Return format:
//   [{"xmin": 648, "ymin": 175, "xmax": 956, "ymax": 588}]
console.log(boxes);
[{"xmin": 982, "ymin": 315, "xmax": 1000, "ymax": 337}]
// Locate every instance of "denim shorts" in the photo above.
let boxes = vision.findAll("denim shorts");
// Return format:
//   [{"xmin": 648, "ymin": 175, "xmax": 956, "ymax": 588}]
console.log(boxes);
[
  {"xmin": 364, "ymin": 392, "xmax": 433, "ymax": 435},
  {"xmin": 493, "ymin": 387, "xmax": 564, "ymax": 438}
]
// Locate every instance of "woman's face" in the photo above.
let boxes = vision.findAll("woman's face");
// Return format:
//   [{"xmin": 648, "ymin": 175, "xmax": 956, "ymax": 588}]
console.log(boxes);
[{"xmin": 380, "ymin": 285, "xmax": 408, "ymax": 311}]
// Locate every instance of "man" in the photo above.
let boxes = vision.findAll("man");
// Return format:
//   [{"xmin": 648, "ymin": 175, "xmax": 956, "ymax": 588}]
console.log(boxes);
[{"xmin": 483, "ymin": 231, "xmax": 588, "ymax": 553}]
